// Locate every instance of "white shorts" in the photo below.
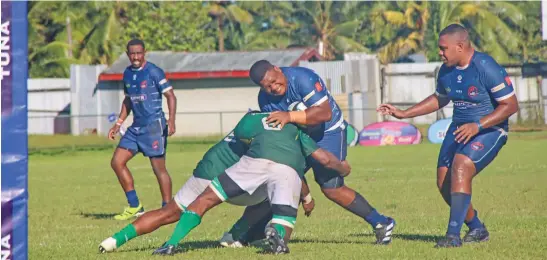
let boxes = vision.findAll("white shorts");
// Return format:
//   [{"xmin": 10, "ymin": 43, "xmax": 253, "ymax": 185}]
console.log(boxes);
[
  {"xmin": 210, "ymin": 156, "xmax": 302, "ymax": 210},
  {"xmin": 174, "ymin": 175, "xmax": 268, "ymax": 210}
]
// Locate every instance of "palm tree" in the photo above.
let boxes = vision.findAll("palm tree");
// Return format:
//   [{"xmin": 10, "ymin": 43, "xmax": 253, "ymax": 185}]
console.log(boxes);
[
  {"xmin": 425, "ymin": 1, "xmax": 526, "ymax": 63},
  {"xmin": 293, "ymin": 1, "xmax": 369, "ymax": 60},
  {"xmin": 28, "ymin": 1, "xmax": 125, "ymax": 77},
  {"xmin": 207, "ymin": 1, "xmax": 253, "ymax": 51},
  {"xmin": 225, "ymin": 1, "xmax": 301, "ymax": 50},
  {"xmin": 362, "ymin": 1, "xmax": 430, "ymax": 64}
]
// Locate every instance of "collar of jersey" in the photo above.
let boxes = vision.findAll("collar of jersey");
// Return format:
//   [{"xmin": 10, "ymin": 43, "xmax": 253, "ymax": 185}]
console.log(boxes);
[{"xmin": 130, "ymin": 61, "xmax": 147, "ymax": 71}]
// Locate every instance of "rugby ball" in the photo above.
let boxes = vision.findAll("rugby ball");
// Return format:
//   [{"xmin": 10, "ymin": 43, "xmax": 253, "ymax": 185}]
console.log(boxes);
[
  {"xmin": 288, "ymin": 101, "xmax": 308, "ymax": 128},
  {"xmin": 288, "ymin": 101, "xmax": 308, "ymax": 112}
]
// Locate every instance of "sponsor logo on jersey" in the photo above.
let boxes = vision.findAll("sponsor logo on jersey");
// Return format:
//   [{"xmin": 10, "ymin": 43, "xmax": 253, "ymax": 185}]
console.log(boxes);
[
  {"xmin": 491, "ymin": 83, "xmax": 505, "ymax": 93},
  {"xmin": 457, "ymin": 75, "xmax": 463, "ymax": 83},
  {"xmin": 130, "ymin": 94, "xmax": 147, "ymax": 102},
  {"xmin": 133, "ymin": 74, "xmax": 136, "ymax": 80},
  {"xmin": 445, "ymin": 86, "xmax": 451, "ymax": 93},
  {"xmin": 315, "ymin": 81, "xmax": 323, "ymax": 92},
  {"xmin": 453, "ymin": 101, "xmax": 477, "ymax": 109},
  {"xmin": 125, "ymin": 83, "xmax": 130, "ymax": 88},
  {"xmin": 471, "ymin": 141, "xmax": 484, "ymax": 151},
  {"xmin": 468, "ymin": 86, "xmax": 478, "ymax": 98},
  {"xmin": 140, "ymin": 80, "xmax": 147, "ymax": 89}
]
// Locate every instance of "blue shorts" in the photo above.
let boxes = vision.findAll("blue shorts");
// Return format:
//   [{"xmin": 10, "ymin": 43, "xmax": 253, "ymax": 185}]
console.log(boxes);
[
  {"xmin": 306, "ymin": 123, "xmax": 348, "ymax": 185},
  {"xmin": 437, "ymin": 123, "xmax": 508, "ymax": 174},
  {"xmin": 118, "ymin": 118, "xmax": 168, "ymax": 158}
]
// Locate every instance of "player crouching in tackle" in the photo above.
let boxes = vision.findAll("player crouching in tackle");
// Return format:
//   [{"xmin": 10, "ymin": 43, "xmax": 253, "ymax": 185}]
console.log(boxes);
[
  {"xmin": 225, "ymin": 59, "xmax": 395, "ymax": 246},
  {"xmin": 99, "ymin": 111, "xmax": 351, "ymax": 255},
  {"xmin": 377, "ymin": 24, "xmax": 519, "ymax": 248}
]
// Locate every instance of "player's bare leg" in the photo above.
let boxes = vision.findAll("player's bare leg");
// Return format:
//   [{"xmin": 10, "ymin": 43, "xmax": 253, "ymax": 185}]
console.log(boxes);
[
  {"xmin": 153, "ymin": 187, "xmax": 223, "ymax": 255},
  {"xmin": 150, "ymin": 156, "xmax": 173, "ymax": 207},
  {"xmin": 99, "ymin": 201, "xmax": 181, "ymax": 253},
  {"xmin": 111, "ymin": 148, "xmax": 136, "ymax": 193},
  {"xmin": 320, "ymin": 184, "xmax": 395, "ymax": 245},
  {"xmin": 111, "ymin": 148, "xmax": 144, "ymax": 220},
  {"xmin": 436, "ymin": 154, "xmax": 487, "ymax": 248},
  {"xmin": 437, "ymin": 167, "xmax": 478, "ymax": 223},
  {"xmin": 133, "ymin": 201, "xmax": 181, "ymax": 234}
]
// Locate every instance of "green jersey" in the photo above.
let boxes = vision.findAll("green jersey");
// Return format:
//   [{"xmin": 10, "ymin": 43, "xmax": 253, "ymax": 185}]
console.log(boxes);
[
  {"xmin": 233, "ymin": 113, "xmax": 319, "ymax": 176},
  {"xmin": 192, "ymin": 133, "xmax": 248, "ymax": 180}
]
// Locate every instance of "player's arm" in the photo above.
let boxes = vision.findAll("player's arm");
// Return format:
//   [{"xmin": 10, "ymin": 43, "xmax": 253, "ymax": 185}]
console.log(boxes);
[
  {"xmin": 478, "ymin": 64, "xmax": 519, "ymax": 129},
  {"xmin": 401, "ymin": 93, "xmax": 450, "ymax": 119},
  {"xmin": 153, "ymin": 68, "xmax": 177, "ymax": 136},
  {"xmin": 378, "ymin": 68, "xmax": 450, "ymax": 119},
  {"xmin": 299, "ymin": 131, "xmax": 350, "ymax": 177},
  {"xmin": 108, "ymin": 86, "xmax": 132, "ymax": 140},
  {"xmin": 299, "ymin": 177, "xmax": 314, "ymax": 217},
  {"xmin": 310, "ymin": 148, "xmax": 351, "ymax": 177},
  {"xmin": 454, "ymin": 61, "xmax": 519, "ymax": 144},
  {"xmin": 292, "ymin": 74, "xmax": 332, "ymax": 125}
]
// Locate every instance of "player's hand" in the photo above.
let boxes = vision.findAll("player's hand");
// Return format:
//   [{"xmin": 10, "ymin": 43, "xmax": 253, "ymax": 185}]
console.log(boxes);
[
  {"xmin": 454, "ymin": 123, "xmax": 480, "ymax": 144},
  {"xmin": 266, "ymin": 111, "xmax": 291, "ymax": 128},
  {"xmin": 302, "ymin": 198, "xmax": 315, "ymax": 217},
  {"xmin": 108, "ymin": 125, "xmax": 120, "ymax": 140},
  {"xmin": 376, "ymin": 104, "xmax": 407, "ymax": 119},
  {"xmin": 340, "ymin": 160, "xmax": 351, "ymax": 178},
  {"xmin": 167, "ymin": 119, "xmax": 176, "ymax": 136}
]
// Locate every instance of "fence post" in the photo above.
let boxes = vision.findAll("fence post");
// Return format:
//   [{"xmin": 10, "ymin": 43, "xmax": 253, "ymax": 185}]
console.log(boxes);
[
  {"xmin": 219, "ymin": 112, "xmax": 224, "ymax": 136},
  {"xmin": 542, "ymin": 77, "xmax": 547, "ymax": 124}
]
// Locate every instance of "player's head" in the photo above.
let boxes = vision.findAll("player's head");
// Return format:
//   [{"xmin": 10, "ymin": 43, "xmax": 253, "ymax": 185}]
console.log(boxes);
[
  {"xmin": 250, "ymin": 60, "xmax": 288, "ymax": 96},
  {"xmin": 438, "ymin": 24, "xmax": 472, "ymax": 67},
  {"xmin": 126, "ymin": 39, "xmax": 146, "ymax": 68}
]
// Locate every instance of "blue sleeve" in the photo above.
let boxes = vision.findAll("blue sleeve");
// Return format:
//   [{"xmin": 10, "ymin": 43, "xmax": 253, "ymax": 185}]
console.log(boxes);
[
  {"xmin": 295, "ymin": 70, "xmax": 328, "ymax": 107},
  {"xmin": 258, "ymin": 90, "xmax": 273, "ymax": 112},
  {"xmin": 480, "ymin": 59, "xmax": 515, "ymax": 102},
  {"xmin": 435, "ymin": 66, "xmax": 448, "ymax": 97},
  {"xmin": 122, "ymin": 70, "xmax": 130, "ymax": 96},
  {"xmin": 150, "ymin": 67, "xmax": 172, "ymax": 94}
]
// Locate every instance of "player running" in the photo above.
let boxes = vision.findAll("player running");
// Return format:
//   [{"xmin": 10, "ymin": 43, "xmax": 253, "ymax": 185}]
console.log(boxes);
[
  {"xmin": 99, "ymin": 112, "xmax": 350, "ymax": 255},
  {"xmin": 227, "ymin": 60, "xmax": 395, "ymax": 245},
  {"xmin": 377, "ymin": 24, "xmax": 519, "ymax": 248},
  {"xmin": 107, "ymin": 39, "xmax": 178, "ymax": 220}
]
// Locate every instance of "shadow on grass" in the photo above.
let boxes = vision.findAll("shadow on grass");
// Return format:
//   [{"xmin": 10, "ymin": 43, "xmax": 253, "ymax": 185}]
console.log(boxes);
[{"xmin": 79, "ymin": 212, "xmax": 117, "ymax": 220}]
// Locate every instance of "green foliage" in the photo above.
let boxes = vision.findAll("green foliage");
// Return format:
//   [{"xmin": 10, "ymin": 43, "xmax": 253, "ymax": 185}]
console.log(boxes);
[
  {"xmin": 27, "ymin": 1, "xmax": 545, "ymax": 78},
  {"xmin": 121, "ymin": 2, "xmax": 215, "ymax": 52}
]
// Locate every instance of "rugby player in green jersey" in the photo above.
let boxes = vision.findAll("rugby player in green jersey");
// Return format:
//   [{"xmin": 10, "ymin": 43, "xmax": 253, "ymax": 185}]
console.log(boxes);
[{"xmin": 99, "ymin": 112, "xmax": 350, "ymax": 255}]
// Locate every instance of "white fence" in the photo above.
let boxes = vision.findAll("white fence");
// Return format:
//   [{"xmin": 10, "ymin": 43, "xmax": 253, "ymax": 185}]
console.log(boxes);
[{"xmin": 27, "ymin": 60, "xmax": 546, "ymax": 136}]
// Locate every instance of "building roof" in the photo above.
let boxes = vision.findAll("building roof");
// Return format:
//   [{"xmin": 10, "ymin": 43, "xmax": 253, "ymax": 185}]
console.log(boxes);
[{"xmin": 99, "ymin": 48, "xmax": 321, "ymax": 81}]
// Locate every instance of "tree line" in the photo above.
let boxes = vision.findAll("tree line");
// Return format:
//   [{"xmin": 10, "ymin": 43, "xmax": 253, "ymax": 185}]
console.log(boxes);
[{"xmin": 28, "ymin": 1, "xmax": 546, "ymax": 78}]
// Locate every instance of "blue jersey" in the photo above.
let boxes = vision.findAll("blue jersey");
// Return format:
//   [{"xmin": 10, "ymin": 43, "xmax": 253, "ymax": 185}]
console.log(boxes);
[
  {"xmin": 435, "ymin": 51, "xmax": 515, "ymax": 130},
  {"xmin": 258, "ymin": 67, "xmax": 344, "ymax": 132},
  {"xmin": 122, "ymin": 62, "xmax": 172, "ymax": 127}
]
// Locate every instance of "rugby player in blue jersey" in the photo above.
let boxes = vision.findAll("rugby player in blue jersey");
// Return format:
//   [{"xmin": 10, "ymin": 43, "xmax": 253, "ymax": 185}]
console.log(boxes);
[
  {"xmin": 377, "ymin": 24, "xmax": 519, "ymax": 247},
  {"xmin": 220, "ymin": 60, "xmax": 395, "ymax": 246},
  {"xmin": 107, "ymin": 39, "xmax": 178, "ymax": 220}
]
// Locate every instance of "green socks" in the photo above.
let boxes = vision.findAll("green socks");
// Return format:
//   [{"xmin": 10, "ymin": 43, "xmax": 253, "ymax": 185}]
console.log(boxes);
[
  {"xmin": 166, "ymin": 211, "xmax": 202, "ymax": 246},
  {"xmin": 112, "ymin": 224, "xmax": 138, "ymax": 248}
]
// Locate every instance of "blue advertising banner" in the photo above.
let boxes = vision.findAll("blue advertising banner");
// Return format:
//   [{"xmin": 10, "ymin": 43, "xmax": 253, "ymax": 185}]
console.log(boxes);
[
  {"xmin": 1, "ymin": 1, "xmax": 29, "ymax": 260},
  {"xmin": 427, "ymin": 118, "xmax": 452, "ymax": 144}
]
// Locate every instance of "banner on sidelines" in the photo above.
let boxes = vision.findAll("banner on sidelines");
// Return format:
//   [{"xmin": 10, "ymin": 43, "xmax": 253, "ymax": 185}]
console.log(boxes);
[
  {"xmin": 346, "ymin": 124, "xmax": 359, "ymax": 147},
  {"xmin": 427, "ymin": 118, "xmax": 452, "ymax": 144},
  {"xmin": 359, "ymin": 121, "xmax": 421, "ymax": 146},
  {"xmin": 1, "ymin": 1, "xmax": 29, "ymax": 260}
]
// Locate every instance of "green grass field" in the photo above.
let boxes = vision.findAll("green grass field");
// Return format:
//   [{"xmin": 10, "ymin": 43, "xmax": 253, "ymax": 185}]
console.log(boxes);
[{"xmin": 29, "ymin": 134, "xmax": 547, "ymax": 259}]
